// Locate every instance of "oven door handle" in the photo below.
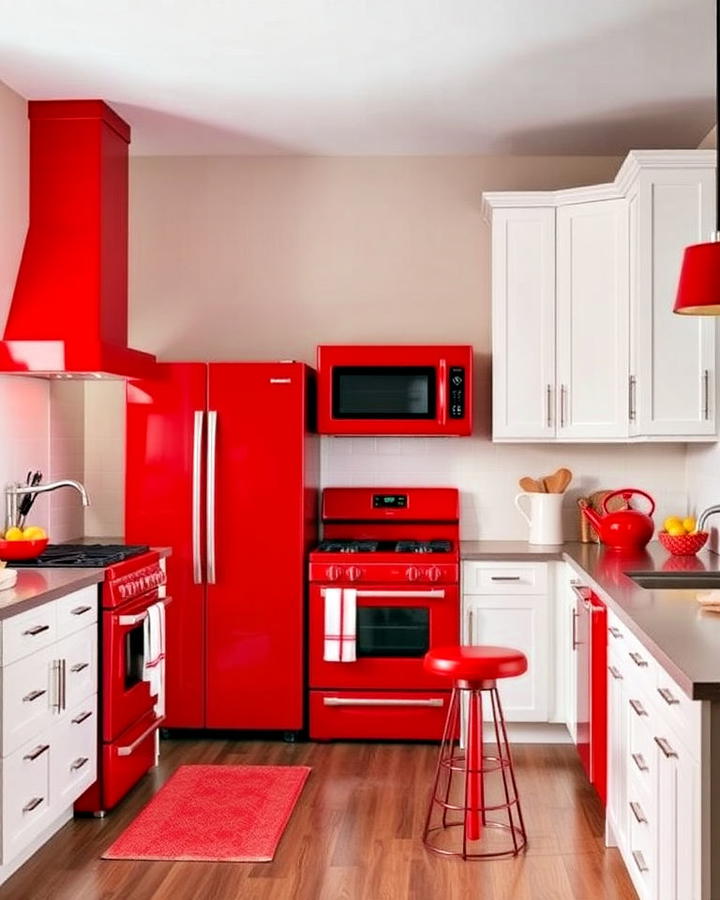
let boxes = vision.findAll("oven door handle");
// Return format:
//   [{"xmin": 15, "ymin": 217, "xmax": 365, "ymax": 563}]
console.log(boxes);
[
  {"xmin": 116, "ymin": 716, "xmax": 166, "ymax": 757},
  {"xmin": 323, "ymin": 697, "xmax": 444, "ymax": 708},
  {"xmin": 192, "ymin": 410, "xmax": 204, "ymax": 585},
  {"xmin": 117, "ymin": 596, "xmax": 173, "ymax": 627},
  {"xmin": 321, "ymin": 588, "xmax": 446, "ymax": 599},
  {"xmin": 206, "ymin": 410, "xmax": 218, "ymax": 585}
]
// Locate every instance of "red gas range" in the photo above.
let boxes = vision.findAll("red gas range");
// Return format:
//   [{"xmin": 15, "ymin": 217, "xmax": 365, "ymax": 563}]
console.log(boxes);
[
  {"xmin": 309, "ymin": 487, "xmax": 460, "ymax": 741},
  {"xmin": 16, "ymin": 544, "xmax": 170, "ymax": 815}
]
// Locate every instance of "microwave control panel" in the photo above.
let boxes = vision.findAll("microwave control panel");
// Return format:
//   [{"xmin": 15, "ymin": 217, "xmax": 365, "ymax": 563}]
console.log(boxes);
[{"xmin": 449, "ymin": 367, "xmax": 465, "ymax": 418}]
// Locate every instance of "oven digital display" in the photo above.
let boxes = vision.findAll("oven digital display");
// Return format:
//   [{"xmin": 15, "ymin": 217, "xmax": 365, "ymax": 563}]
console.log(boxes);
[{"xmin": 372, "ymin": 494, "xmax": 408, "ymax": 509}]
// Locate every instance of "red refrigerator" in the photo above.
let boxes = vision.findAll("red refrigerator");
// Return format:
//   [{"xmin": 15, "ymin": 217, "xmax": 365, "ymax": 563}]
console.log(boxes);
[{"xmin": 125, "ymin": 362, "xmax": 318, "ymax": 733}]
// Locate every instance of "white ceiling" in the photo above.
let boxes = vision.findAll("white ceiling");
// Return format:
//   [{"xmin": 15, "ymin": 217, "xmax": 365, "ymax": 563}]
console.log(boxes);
[{"xmin": 0, "ymin": 0, "xmax": 714, "ymax": 156}]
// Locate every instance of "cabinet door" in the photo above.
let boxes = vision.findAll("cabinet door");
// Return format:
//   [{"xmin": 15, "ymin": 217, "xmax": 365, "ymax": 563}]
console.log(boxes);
[
  {"xmin": 564, "ymin": 574, "xmax": 578, "ymax": 743},
  {"xmin": 633, "ymin": 167, "xmax": 717, "ymax": 437},
  {"xmin": 556, "ymin": 199, "xmax": 630, "ymax": 439},
  {"xmin": 465, "ymin": 594, "xmax": 549, "ymax": 721},
  {"xmin": 606, "ymin": 653, "xmax": 628, "ymax": 851},
  {"xmin": 656, "ymin": 732, "xmax": 701, "ymax": 900},
  {"xmin": 491, "ymin": 207, "xmax": 556, "ymax": 439}
]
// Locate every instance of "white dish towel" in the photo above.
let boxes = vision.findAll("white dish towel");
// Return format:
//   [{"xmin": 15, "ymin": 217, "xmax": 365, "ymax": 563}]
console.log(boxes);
[
  {"xmin": 323, "ymin": 588, "xmax": 357, "ymax": 662},
  {"xmin": 143, "ymin": 601, "xmax": 166, "ymax": 717}
]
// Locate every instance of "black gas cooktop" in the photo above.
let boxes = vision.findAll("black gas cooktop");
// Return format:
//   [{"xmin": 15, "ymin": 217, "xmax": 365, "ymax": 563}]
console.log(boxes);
[
  {"xmin": 315, "ymin": 539, "xmax": 453, "ymax": 554},
  {"xmin": 9, "ymin": 544, "xmax": 150, "ymax": 568}
]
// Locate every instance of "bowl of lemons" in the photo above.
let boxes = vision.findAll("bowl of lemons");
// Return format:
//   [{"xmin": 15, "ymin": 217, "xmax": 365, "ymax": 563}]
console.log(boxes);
[
  {"xmin": 0, "ymin": 525, "xmax": 48, "ymax": 560},
  {"xmin": 658, "ymin": 516, "xmax": 708, "ymax": 556}
]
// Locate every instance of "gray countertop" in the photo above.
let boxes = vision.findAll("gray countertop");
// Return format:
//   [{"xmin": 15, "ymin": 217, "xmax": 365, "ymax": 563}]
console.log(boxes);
[
  {"xmin": 0, "ymin": 568, "xmax": 105, "ymax": 619},
  {"xmin": 461, "ymin": 540, "xmax": 720, "ymax": 701}
]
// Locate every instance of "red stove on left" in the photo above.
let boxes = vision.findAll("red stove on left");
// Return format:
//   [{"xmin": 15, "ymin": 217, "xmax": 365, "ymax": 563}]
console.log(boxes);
[{"xmin": 13, "ymin": 544, "xmax": 170, "ymax": 815}]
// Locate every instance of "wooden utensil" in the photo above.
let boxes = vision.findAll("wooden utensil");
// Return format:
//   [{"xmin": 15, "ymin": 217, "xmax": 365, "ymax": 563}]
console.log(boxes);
[
  {"xmin": 518, "ymin": 476, "xmax": 544, "ymax": 492},
  {"xmin": 544, "ymin": 467, "xmax": 573, "ymax": 493}
]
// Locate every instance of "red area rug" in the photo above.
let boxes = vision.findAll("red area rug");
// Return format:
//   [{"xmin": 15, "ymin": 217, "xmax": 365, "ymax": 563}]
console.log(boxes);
[{"xmin": 102, "ymin": 764, "xmax": 311, "ymax": 862}]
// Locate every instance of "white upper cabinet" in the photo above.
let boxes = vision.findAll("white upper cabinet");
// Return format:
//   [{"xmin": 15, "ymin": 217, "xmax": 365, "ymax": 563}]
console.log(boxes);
[
  {"xmin": 556, "ymin": 199, "xmax": 630, "ymax": 439},
  {"xmin": 484, "ymin": 150, "xmax": 717, "ymax": 443},
  {"xmin": 491, "ymin": 208, "xmax": 556, "ymax": 439},
  {"xmin": 630, "ymin": 166, "xmax": 717, "ymax": 437}
]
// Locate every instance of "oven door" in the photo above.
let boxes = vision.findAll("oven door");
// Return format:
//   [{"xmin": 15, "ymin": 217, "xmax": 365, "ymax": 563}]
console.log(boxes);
[
  {"xmin": 102, "ymin": 594, "xmax": 158, "ymax": 742},
  {"xmin": 309, "ymin": 583, "xmax": 459, "ymax": 690}
]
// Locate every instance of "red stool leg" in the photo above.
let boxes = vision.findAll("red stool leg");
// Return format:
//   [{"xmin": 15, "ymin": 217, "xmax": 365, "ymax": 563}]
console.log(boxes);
[
  {"xmin": 423, "ymin": 687, "xmax": 459, "ymax": 845},
  {"xmin": 465, "ymin": 687, "xmax": 483, "ymax": 843},
  {"xmin": 491, "ymin": 686, "xmax": 527, "ymax": 852}
]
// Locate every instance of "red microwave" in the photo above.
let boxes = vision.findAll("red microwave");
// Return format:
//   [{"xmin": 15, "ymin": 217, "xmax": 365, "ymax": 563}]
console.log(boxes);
[{"xmin": 316, "ymin": 345, "xmax": 473, "ymax": 436}]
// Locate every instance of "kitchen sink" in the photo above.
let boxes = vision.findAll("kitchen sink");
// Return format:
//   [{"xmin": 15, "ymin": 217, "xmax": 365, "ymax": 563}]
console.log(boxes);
[{"xmin": 627, "ymin": 571, "xmax": 720, "ymax": 590}]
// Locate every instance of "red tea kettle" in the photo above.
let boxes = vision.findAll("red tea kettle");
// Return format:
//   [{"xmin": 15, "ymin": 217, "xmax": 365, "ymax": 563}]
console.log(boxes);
[{"xmin": 581, "ymin": 488, "xmax": 655, "ymax": 551}]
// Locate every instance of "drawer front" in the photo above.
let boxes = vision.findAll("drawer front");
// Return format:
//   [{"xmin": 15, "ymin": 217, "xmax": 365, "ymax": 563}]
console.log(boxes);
[
  {"xmin": 622, "ymin": 631, "xmax": 657, "ymax": 699},
  {"xmin": 1, "ymin": 730, "xmax": 53, "ymax": 864},
  {"xmin": 654, "ymin": 668, "xmax": 701, "ymax": 759},
  {"xmin": 2, "ymin": 647, "xmax": 56, "ymax": 757},
  {"xmin": 627, "ymin": 706, "xmax": 657, "ymax": 803},
  {"xmin": 57, "ymin": 626, "xmax": 97, "ymax": 715},
  {"xmin": 56, "ymin": 586, "xmax": 98, "ymax": 639},
  {"xmin": 2, "ymin": 602, "xmax": 56, "ymax": 666},
  {"xmin": 628, "ymin": 806, "xmax": 656, "ymax": 900},
  {"xmin": 463, "ymin": 562, "xmax": 547, "ymax": 594},
  {"xmin": 309, "ymin": 690, "xmax": 451, "ymax": 741},
  {"xmin": 53, "ymin": 695, "xmax": 98, "ymax": 808}
]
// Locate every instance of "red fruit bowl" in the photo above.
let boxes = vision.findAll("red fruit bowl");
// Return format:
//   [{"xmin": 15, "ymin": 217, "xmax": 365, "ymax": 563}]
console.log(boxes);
[
  {"xmin": 658, "ymin": 531, "xmax": 708, "ymax": 556},
  {"xmin": 0, "ymin": 538, "xmax": 49, "ymax": 560}
]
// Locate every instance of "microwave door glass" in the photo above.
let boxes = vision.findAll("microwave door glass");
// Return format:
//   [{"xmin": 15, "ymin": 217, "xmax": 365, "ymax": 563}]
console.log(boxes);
[{"xmin": 333, "ymin": 367, "xmax": 436, "ymax": 419}]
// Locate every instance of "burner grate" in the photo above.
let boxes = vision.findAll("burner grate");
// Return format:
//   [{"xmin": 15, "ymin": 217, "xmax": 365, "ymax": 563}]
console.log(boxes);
[{"xmin": 9, "ymin": 544, "xmax": 150, "ymax": 568}]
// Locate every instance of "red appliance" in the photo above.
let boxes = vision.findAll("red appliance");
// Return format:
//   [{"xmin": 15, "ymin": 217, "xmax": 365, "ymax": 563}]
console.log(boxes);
[
  {"xmin": 125, "ymin": 362, "xmax": 318, "ymax": 733},
  {"xmin": 308, "ymin": 487, "xmax": 460, "ymax": 740},
  {"xmin": 580, "ymin": 488, "xmax": 655, "ymax": 551},
  {"xmin": 316, "ymin": 345, "xmax": 473, "ymax": 436},
  {"xmin": 572, "ymin": 583, "xmax": 607, "ymax": 806},
  {"xmin": 1, "ymin": 100, "xmax": 156, "ymax": 378},
  {"xmin": 73, "ymin": 551, "xmax": 169, "ymax": 815}
]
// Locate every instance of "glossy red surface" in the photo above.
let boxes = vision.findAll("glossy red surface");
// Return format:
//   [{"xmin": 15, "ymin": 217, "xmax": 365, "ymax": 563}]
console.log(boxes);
[
  {"xmin": 309, "ymin": 690, "xmax": 451, "ymax": 740},
  {"xmin": 423, "ymin": 645, "xmax": 528, "ymax": 682},
  {"xmin": 581, "ymin": 488, "xmax": 655, "ymax": 551},
  {"xmin": 126, "ymin": 362, "xmax": 318, "ymax": 732},
  {"xmin": 589, "ymin": 594, "xmax": 607, "ymax": 807},
  {"xmin": 1, "ymin": 100, "xmax": 156, "ymax": 377},
  {"xmin": 322, "ymin": 486, "xmax": 460, "ymax": 523},
  {"xmin": 0, "ymin": 538, "xmax": 48, "ymax": 560},
  {"xmin": 126, "ymin": 364, "xmax": 207, "ymax": 728},
  {"xmin": 674, "ymin": 240, "xmax": 720, "ymax": 315},
  {"xmin": 658, "ymin": 530, "xmax": 709, "ymax": 556},
  {"xmin": 316, "ymin": 345, "xmax": 473, "ymax": 435}
]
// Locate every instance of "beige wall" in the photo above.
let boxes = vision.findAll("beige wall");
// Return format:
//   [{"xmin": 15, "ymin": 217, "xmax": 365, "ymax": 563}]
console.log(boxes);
[
  {"xmin": 129, "ymin": 155, "xmax": 623, "ymax": 363},
  {"xmin": 0, "ymin": 81, "xmax": 27, "ymax": 334}
]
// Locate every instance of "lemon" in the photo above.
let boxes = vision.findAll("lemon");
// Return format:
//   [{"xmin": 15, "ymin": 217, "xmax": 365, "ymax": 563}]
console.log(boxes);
[
  {"xmin": 667, "ymin": 525, "xmax": 686, "ymax": 537},
  {"xmin": 664, "ymin": 516, "xmax": 683, "ymax": 532},
  {"xmin": 4, "ymin": 527, "xmax": 24, "ymax": 541},
  {"xmin": 23, "ymin": 526, "xmax": 46, "ymax": 541},
  {"xmin": 683, "ymin": 516, "xmax": 696, "ymax": 533}
]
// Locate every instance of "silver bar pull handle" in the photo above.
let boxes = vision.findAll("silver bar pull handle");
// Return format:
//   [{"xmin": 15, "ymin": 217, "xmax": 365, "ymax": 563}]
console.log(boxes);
[
  {"xmin": 467, "ymin": 608, "xmax": 474, "ymax": 643},
  {"xmin": 629, "ymin": 375, "xmax": 637, "ymax": 422},
  {"xmin": 632, "ymin": 850, "xmax": 649, "ymax": 873},
  {"xmin": 703, "ymin": 369, "xmax": 710, "ymax": 420},
  {"xmin": 118, "ymin": 611, "xmax": 148, "ymax": 627},
  {"xmin": 192, "ymin": 410, "xmax": 204, "ymax": 584},
  {"xmin": 117, "ymin": 716, "xmax": 165, "ymax": 757},
  {"xmin": 23, "ymin": 744, "xmax": 50, "ymax": 762},
  {"xmin": 629, "ymin": 651, "xmax": 648, "ymax": 668},
  {"xmin": 206, "ymin": 410, "xmax": 217, "ymax": 585},
  {"xmin": 70, "ymin": 757, "xmax": 89, "ymax": 771},
  {"xmin": 654, "ymin": 736, "xmax": 678, "ymax": 759},
  {"xmin": 22, "ymin": 689, "xmax": 46, "ymax": 703},
  {"xmin": 608, "ymin": 665, "xmax": 623, "ymax": 680},
  {"xmin": 72, "ymin": 710, "xmax": 93, "ymax": 725},
  {"xmin": 70, "ymin": 662, "xmax": 89, "ymax": 673},
  {"xmin": 490, "ymin": 576, "xmax": 522, "ymax": 582},
  {"xmin": 560, "ymin": 384, "xmax": 567, "ymax": 428},
  {"xmin": 657, "ymin": 687, "xmax": 680, "ymax": 706},
  {"xmin": 323, "ymin": 697, "xmax": 443, "ymax": 708},
  {"xmin": 546, "ymin": 384, "xmax": 552, "ymax": 428},
  {"xmin": 629, "ymin": 699, "xmax": 647, "ymax": 717},
  {"xmin": 61, "ymin": 658, "xmax": 66, "ymax": 711},
  {"xmin": 22, "ymin": 797, "xmax": 44, "ymax": 814},
  {"xmin": 631, "ymin": 753, "xmax": 648, "ymax": 772},
  {"xmin": 572, "ymin": 609, "xmax": 578, "ymax": 650},
  {"xmin": 629, "ymin": 801, "xmax": 647, "ymax": 824},
  {"xmin": 70, "ymin": 605, "xmax": 92, "ymax": 616},
  {"xmin": 23, "ymin": 625, "xmax": 50, "ymax": 636},
  {"xmin": 608, "ymin": 626, "xmax": 623, "ymax": 638}
]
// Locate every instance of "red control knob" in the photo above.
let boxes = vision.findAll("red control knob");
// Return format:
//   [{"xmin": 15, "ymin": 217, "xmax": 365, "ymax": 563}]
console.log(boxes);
[
  {"xmin": 427, "ymin": 566, "xmax": 442, "ymax": 583},
  {"xmin": 325, "ymin": 566, "xmax": 342, "ymax": 582},
  {"xmin": 405, "ymin": 566, "xmax": 421, "ymax": 582},
  {"xmin": 347, "ymin": 566, "xmax": 362, "ymax": 582}
]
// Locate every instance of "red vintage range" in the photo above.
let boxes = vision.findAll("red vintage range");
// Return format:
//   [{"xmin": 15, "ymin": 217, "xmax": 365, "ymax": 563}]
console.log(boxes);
[
  {"xmin": 316, "ymin": 345, "xmax": 473, "ymax": 436},
  {"xmin": 126, "ymin": 362, "xmax": 318, "ymax": 734},
  {"xmin": 309, "ymin": 487, "xmax": 460, "ymax": 740}
]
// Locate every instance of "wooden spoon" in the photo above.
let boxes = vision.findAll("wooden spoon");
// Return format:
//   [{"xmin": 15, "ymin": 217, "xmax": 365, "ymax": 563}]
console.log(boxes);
[
  {"xmin": 544, "ymin": 467, "xmax": 573, "ymax": 493},
  {"xmin": 518, "ymin": 476, "xmax": 544, "ymax": 493}
]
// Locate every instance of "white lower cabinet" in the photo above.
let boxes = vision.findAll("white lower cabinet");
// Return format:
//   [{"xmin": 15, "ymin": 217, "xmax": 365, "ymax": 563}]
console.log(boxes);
[
  {"xmin": 462, "ymin": 562, "xmax": 551, "ymax": 722},
  {"xmin": 0, "ymin": 589, "xmax": 98, "ymax": 882},
  {"xmin": 605, "ymin": 610, "xmax": 703, "ymax": 900}
]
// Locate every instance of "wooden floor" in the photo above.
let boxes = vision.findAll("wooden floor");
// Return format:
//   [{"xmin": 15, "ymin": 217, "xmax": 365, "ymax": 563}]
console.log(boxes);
[{"xmin": 1, "ymin": 737, "xmax": 636, "ymax": 900}]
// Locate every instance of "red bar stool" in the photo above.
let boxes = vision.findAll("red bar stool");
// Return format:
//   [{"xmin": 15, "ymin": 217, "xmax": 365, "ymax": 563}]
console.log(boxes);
[{"xmin": 422, "ymin": 645, "xmax": 528, "ymax": 860}]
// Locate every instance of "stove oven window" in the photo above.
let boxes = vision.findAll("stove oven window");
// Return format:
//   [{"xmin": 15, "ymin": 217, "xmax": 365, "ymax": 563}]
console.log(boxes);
[
  {"xmin": 125, "ymin": 623, "xmax": 146, "ymax": 689},
  {"xmin": 332, "ymin": 367, "xmax": 436, "ymax": 419},
  {"xmin": 356, "ymin": 607, "xmax": 429, "ymax": 657}
]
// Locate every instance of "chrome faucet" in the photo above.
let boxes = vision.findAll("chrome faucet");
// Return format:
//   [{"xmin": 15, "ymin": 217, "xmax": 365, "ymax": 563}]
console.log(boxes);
[
  {"xmin": 698, "ymin": 504, "xmax": 720, "ymax": 533},
  {"xmin": 4, "ymin": 480, "xmax": 90, "ymax": 532}
]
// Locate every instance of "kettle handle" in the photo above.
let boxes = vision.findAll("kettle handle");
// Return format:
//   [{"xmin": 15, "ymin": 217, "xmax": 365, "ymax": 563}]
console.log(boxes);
[
  {"xmin": 514, "ymin": 493, "xmax": 532, "ymax": 526},
  {"xmin": 602, "ymin": 488, "xmax": 655, "ymax": 517}
]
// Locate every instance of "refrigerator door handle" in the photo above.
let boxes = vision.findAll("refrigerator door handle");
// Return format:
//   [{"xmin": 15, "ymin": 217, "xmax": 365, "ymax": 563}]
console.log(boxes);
[
  {"xmin": 192, "ymin": 410, "xmax": 204, "ymax": 584},
  {"xmin": 206, "ymin": 410, "xmax": 218, "ymax": 584}
]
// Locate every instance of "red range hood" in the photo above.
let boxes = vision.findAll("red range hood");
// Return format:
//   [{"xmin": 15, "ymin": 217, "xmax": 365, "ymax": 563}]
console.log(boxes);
[{"xmin": 0, "ymin": 100, "xmax": 156, "ymax": 378}]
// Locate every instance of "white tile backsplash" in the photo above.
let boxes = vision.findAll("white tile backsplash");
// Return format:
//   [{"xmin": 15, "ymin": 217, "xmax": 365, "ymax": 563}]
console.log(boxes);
[
  {"xmin": 686, "ymin": 442, "xmax": 720, "ymax": 552},
  {"xmin": 321, "ymin": 436, "xmax": 690, "ymax": 542}
]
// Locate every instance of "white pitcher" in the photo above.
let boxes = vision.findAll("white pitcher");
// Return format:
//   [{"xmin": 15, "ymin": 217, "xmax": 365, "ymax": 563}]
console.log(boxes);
[{"xmin": 514, "ymin": 492, "xmax": 564, "ymax": 545}]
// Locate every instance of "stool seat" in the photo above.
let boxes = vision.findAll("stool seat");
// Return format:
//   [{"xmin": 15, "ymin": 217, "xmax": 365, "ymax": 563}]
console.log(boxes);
[{"xmin": 424, "ymin": 645, "xmax": 528, "ymax": 682}]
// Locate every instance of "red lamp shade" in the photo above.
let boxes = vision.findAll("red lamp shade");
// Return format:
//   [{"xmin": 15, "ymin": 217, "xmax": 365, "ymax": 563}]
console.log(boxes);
[{"xmin": 674, "ymin": 239, "xmax": 720, "ymax": 315}]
